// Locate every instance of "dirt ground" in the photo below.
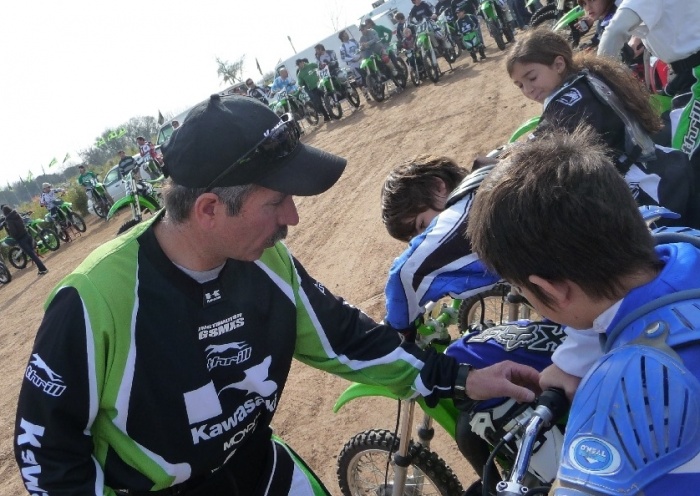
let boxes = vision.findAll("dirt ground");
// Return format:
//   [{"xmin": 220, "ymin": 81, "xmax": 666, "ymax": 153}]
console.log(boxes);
[{"xmin": 0, "ymin": 42, "xmax": 540, "ymax": 495}]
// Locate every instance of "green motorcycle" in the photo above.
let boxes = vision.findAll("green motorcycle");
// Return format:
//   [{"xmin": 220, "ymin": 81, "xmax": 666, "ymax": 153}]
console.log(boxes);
[
  {"xmin": 316, "ymin": 66, "xmax": 361, "ymax": 119},
  {"xmin": 359, "ymin": 43, "xmax": 408, "ymax": 102},
  {"xmin": 106, "ymin": 169, "xmax": 162, "ymax": 235},
  {"xmin": 479, "ymin": 0, "xmax": 515, "ymax": 50},
  {"xmin": 45, "ymin": 199, "xmax": 87, "ymax": 243},
  {"xmin": 269, "ymin": 88, "xmax": 319, "ymax": 126},
  {"xmin": 83, "ymin": 176, "xmax": 114, "ymax": 219},
  {"xmin": 436, "ymin": 10, "xmax": 462, "ymax": 62},
  {"xmin": 414, "ymin": 19, "xmax": 443, "ymax": 83}
]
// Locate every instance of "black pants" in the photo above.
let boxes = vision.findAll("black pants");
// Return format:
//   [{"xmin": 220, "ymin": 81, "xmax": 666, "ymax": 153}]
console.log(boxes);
[
  {"xmin": 17, "ymin": 234, "xmax": 47, "ymax": 272},
  {"xmin": 308, "ymin": 88, "xmax": 330, "ymax": 119}
]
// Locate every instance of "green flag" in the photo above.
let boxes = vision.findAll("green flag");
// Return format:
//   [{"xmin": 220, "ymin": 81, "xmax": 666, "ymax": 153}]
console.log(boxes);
[
  {"xmin": 6, "ymin": 182, "xmax": 12, "ymax": 191},
  {"xmin": 158, "ymin": 110, "xmax": 165, "ymax": 125},
  {"xmin": 26, "ymin": 170, "xmax": 34, "ymax": 182},
  {"xmin": 48, "ymin": 157, "xmax": 57, "ymax": 168},
  {"xmin": 62, "ymin": 152, "xmax": 71, "ymax": 164}
]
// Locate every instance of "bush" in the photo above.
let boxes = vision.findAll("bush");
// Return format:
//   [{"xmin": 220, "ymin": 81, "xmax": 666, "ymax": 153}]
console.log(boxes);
[{"xmin": 64, "ymin": 185, "xmax": 89, "ymax": 217}]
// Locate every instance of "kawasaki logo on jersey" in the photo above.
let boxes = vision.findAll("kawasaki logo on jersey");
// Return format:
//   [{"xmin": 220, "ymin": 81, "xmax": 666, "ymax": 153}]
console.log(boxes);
[{"xmin": 16, "ymin": 418, "xmax": 48, "ymax": 495}]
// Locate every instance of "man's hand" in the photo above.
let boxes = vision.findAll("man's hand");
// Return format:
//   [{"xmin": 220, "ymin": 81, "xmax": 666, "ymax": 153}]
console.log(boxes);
[
  {"xmin": 539, "ymin": 364, "xmax": 581, "ymax": 403},
  {"xmin": 466, "ymin": 360, "xmax": 541, "ymax": 403}
]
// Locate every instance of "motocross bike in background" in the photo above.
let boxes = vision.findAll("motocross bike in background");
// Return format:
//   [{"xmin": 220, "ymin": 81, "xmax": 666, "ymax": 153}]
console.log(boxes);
[
  {"xmin": 414, "ymin": 19, "xmax": 445, "ymax": 83},
  {"xmin": 269, "ymin": 88, "xmax": 319, "ymax": 127},
  {"xmin": 359, "ymin": 42, "xmax": 408, "ymax": 103},
  {"xmin": 0, "ymin": 258, "xmax": 10, "ymax": 284},
  {"xmin": 436, "ymin": 10, "xmax": 463, "ymax": 62},
  {"xmin": 106, "ymin": 168, "xmax": 162, "ymax": 236},
  {"xmin": 479, "ymin": 0, "xmax": 515, "ymax": 50},
  {"xmin": 316, "ymin": 66, "xmax": 361, "ymax": 119},
  {"xmin": 530, "ymin": 0, "xmax": 584, "ymax": 47},
  {"xmin": 45, "ymin": 198, "xmax": 87, "ymax": 243},
  {"xmin": 83, "ymin": 176, "xmax": 114, "ymax": 219}
]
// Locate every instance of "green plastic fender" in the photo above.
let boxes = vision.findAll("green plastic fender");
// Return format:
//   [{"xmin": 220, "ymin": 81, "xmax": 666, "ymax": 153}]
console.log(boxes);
[
  {"xmin": 333, "ymin": 383, "xmax": 459, "ymax": 440},
  {"xmin": 508, "ymin": 116, "xmax": 540, "ymax": 143},
  {"xmin": 480, "ymin": 0, "xmax": 496, "ymax": 20},
  {"xmin": 106, "ymin": 195, "xmax": 160, "ymax": 220},
  {"xmin": 650, "ymin": 93, "xmax": 673, "ymax": 115},
  {"xmin": 554, "ymin": 6, "xmax": 584, "ymax": 32},
  {"xmin": 360, "ymin": 56, "xmax": 376, "ymax": 73}
]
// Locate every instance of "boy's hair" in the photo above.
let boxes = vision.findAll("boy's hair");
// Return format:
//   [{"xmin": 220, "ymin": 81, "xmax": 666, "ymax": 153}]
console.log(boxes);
[
  {"xmin": 381, "ymin": 155, "xmax": 467, "ymax": 242},
  {"xmin": 505, "ymin": 29, "xmax": 661, "ymax": 134},
  {"xmin": 466, "ymin": 126, "xmax": 661, "ymax": 307}
]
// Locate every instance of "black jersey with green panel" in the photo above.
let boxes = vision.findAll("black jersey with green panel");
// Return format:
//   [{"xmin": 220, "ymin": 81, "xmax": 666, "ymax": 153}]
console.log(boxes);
[{"xmin": 14, "ymin": 214, "xmax": 459, "ymax": 494}]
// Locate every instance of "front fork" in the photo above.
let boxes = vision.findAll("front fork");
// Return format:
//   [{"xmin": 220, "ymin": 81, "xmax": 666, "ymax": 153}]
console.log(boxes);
[{"xmin": 391, "ymin": 400, "xmax": 435, "ymax": 496}]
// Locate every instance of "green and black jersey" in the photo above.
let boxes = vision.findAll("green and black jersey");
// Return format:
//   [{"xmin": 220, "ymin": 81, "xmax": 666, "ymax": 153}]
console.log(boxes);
[{"xmin": 14, "ymin": 214, "xmax": 459, "ymax": 495}]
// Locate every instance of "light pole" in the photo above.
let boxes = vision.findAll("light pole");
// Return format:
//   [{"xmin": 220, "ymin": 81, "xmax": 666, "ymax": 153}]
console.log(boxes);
[{"xmin": 287, "ymin": 35, "xmax": 297, "ymax": 54}]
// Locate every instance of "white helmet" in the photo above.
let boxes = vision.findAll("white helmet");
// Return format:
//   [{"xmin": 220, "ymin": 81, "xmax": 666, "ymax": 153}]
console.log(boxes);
[{"xmin": 42, "ymin": 182, "xmax": 51, "ymax": 189}]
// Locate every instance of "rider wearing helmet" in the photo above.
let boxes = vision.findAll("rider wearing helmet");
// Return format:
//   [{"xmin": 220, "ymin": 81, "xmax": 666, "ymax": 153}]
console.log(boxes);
[{"xmin": 39, "ymin": 182, "xmax": 67, "ymax": 225}]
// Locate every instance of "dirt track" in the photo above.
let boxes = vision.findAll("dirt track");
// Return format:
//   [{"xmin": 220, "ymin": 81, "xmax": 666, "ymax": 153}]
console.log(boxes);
[{"xmin": 0, "ymin": 41, "xmax": 540, "ymax": 495}]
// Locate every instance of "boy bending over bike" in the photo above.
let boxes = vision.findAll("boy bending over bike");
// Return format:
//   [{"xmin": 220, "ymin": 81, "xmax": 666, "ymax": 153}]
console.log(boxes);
[{"xmin": 467, "ymin": 125, "xmax": 700, "ymax": 495}]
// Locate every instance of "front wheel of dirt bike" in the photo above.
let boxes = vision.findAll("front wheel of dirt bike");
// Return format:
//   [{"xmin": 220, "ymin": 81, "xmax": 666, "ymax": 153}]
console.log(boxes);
[
  {"xmin": 366, "ymin": 74, "xmax": 385, "ymax": 102},
  {"xmin": 345, "ymin": 86, "xmax": 361, "ymax": 108},
  {"xmin": 395, "ymin": 58, "xmax": 409, "ymax": 88},
  {"xmin": 324, "ymin": 93, "xmax": 343, "ymax": 119},
  {"xmin": 69, "ymin": 212, "xmax": 87, "ymax": 233},
  {"xmin": 504, "ymin": 25, "xmax": 515, "ymax": 43},
  {"xmin": 303, "ymin": 102, "xmax": 320, "ymax": 126},
  {"xmin": 337, "ymin": 429, "xmax": 463, "ymax": 496},
  {"xmin": 0, "ymin": 263, "xmax": 11, "ymax": 284},
  {"xmin": 93, "ymin": 197, "xmax": 109, "ymax": 219},
  {"xmin": 117, "ymin": 218, "xmax": 142, "ymax": 236},
  {"xmin": 8, "ymin": 247, "xmax": 27, "ymax": 269},
  {"xmin": 37, "ymin": 229, "xmax": 60, "ymax": 251},
  {"xmin": 457, "ymin": 285, "xmax": 511, "ymax": 331},
  {"xmin": 427, "ymin": 60, "xmax": 440, "ymax": 83},
  {"xmin": 410, "ymin": 66, "xmax": 420, "ymax": 86},
  {"xmin": 530, "ymin": 3, "xmax": 556, "ymax": 27},
  {"xmin": 493, "ymin": 28, "xmax": 506, "ymax": 50}
]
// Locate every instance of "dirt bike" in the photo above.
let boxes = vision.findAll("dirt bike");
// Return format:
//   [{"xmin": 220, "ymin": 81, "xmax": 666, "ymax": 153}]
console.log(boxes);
[
  {"xmin": 45, "ymin": 198, "xmax": 87, "ymax": 243},
  {"xmin": 457, "ymin": 15, "xmax": 487, "ymax": 63},
  {"xmin": 316, "ymin": 65, "xmax": 362, "ymax": 119},
  {"xmin": 479, "ymin": 0, "xmax": 515, "ymax": 51},
  {"xmin": 269, "ymin": 88, "xmax": 319, "ymax": 126},
  {"xmin": 0, "ymin": 213, "xmax": 58, "ymax": 270},
  {"xmin": 83, "ymin": 176, "xmax": 114, "ymax": 219},
  {"xmin": 335, "ymin": 300, "xmax": 565, "ymax": 496},
  {"xmin": 359, "ymin": 43, "xmax": 408, "ymax": 102},
  {"xmin": 106, "ymin": 169, "xmax": 162, "ymax": 236},
  {"xmin": 413, "ymin": 19, "xmax": 445, "ymax": 84},
  {"xmin": 436, "ymin": 11, "xmax": 463, "ymax": 62}
]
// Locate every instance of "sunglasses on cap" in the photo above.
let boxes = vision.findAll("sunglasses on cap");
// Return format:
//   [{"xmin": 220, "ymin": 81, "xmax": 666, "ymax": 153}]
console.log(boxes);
[{"xmin": 205, "ymin": 115, "xmax": 301, "ymax": 192}]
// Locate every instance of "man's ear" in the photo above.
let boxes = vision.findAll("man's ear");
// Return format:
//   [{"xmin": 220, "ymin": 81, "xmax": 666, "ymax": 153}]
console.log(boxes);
[
  {"xmin": 528, "ymin": 275, "xmax": 572, "ymax": 309},
  {"xmin": 192, "ymin": 193, "xmax": 222, "ymax": 228}
]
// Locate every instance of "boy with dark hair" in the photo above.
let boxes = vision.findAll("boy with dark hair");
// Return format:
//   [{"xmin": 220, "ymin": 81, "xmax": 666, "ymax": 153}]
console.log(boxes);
[{"xmin": 466, "ymin": 126, "xmax": 700, "ymax": 494}]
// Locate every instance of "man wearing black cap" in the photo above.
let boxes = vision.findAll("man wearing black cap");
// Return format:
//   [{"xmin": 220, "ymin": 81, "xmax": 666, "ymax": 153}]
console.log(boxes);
[{"xmin": 14, "ymin": 95, "xmax": 540, "ymax": 496}]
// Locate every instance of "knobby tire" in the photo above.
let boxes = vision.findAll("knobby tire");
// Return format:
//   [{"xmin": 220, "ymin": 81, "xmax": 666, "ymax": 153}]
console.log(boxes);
[{"xmin": 337, "ymin": 429, "xmax": 463, "ymax": 496}]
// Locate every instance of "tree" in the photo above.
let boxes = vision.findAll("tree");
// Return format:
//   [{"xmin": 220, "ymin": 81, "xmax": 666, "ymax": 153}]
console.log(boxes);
[
  {"xmin": 78, "ymin": 116, "xmax": 160, "ymax": 166},
  {"xmin": 216, "ymin": 55, "xmax": 246, "ymax": 86}
]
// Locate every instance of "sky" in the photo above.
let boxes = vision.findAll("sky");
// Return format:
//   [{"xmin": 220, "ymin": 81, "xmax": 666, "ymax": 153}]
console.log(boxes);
[{"xmin": 0, "ymin": 0, "xmax": 404, "ymax": 187}]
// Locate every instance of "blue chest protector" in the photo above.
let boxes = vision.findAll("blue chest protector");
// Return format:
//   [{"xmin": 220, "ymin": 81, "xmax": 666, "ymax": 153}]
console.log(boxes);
[{"xmin": 555, "ymin": 231, "xmax": 700, "ymax": 495}]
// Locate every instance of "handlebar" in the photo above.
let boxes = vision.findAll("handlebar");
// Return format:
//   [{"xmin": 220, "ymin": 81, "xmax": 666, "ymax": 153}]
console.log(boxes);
[{"xmin": 495, "ymin": 388, "xmax": 569, "ymax": 496}]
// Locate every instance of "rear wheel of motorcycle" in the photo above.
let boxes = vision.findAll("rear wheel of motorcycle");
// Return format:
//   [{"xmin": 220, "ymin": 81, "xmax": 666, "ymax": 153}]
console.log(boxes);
[
  {"xmin": 93, "ymin": 198, "xmax": 108, "ymax": 219},
  {"xmin": 70, "ymin": 213, "xmax": 87, "ymax": 232},
  {"xmin": 346, "ymin": 87, "xmax": 361, "ymax": 108},
  {"xmin": 366, "ymin": 74, "xmax": 385, "ymax": 102},
  {"xmin": 9, "ymin": 247, "xmax": 27, "ymax": 269},
  {"xmin": 0, "ymin": 263, "xmax": 11, "ymax": 284},
  {"xmin": 529, "ymin": 3, "xmax": 556, "ymax": 26},
  {"xmin": 451, "ymin": 36, "xmax": 463, "ymax": 58},
  {"xmin": 37, "ymin": 229, "xmax": 60, "ymax": 251},
  {"xmin": 303, "ymin": 103, "xmax": 320, "ymax": 126},
  {"xmin": 337, "ymin": 429, "xmax": 463, "ymax": 496},
  {"xmin": 324, "ymin": 93, "xmax": 343, "ymax": 119},
  {"xmin": 56, "ymin": 226, "xmax": 70, "ymax": 243}
]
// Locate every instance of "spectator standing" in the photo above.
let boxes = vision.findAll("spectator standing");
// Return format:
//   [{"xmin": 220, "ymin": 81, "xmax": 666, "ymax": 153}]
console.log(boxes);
[
  {"xmin": 1, "ymin": 205, "xmax": 48, "ymax": 275},
  {"xmin": 296, "ymin": 58, "xmax": 332, "ymax": 122}
]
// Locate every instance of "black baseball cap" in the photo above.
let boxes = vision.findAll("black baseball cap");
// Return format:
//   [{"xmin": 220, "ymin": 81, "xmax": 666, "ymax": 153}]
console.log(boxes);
[{"xmin": 161, "ymin": 95, "xmax": 346, "ymax": 195}]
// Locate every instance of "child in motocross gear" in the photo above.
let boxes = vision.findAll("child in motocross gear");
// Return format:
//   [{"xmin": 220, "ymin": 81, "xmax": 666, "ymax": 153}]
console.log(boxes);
[
  {"xmin": 409, "ymin": 0, "xmax": 450, "ymax": 52},
  {"xmin": 338, "ymin": 30, "xmax": 366, "ymax": 86},
  {"xmin": 467, "ymin": 126, "xmax": 700, "ymax": 495},
  {"xmin": 400, "ymin": 28, "xmax": 420, "ymax": 69},
  {"xmin": 359, "ymin": 22, "xmax": 399, "ymax": 77},
  {"xmin": 508, "ymin": 29, "xmax": 700, "ymax": 229},
  {"xmin": 270, "ymin": 66, "xmax": 299, "ymax": 94},
  {"xmin": 136, "ymin": 136, "xmax": 163, "ymax": 167},
  {"xmin": 381, "ymin": 155, "xmax": 563, "ymax": 492},
  {"xmin": 455, "ymin": 6, "xmax": 486, "ymax": 61},
  {"xmin": 245, "ymin": 78, "xmax": 269, "ymax": 105},
  {"xmin": 39, "ymin": 182, "xmax": 67, "ymax": 225},
  {"xmin": 363, "ymin": 18, "xmax": 393, "ymax": 45},
  {"xmin": 598, "ymin": 0, "xmax": 700, "ymax": 171},
  {"xmin": 14, "ymin": 95, "xmax": 541, "ymax": 496},
  {"xmin": 314, "ymin": 44, "xmax": 340, "ymax": 77}
]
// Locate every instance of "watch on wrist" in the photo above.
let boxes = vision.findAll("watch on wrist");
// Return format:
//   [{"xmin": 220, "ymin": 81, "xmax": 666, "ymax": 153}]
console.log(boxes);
[{"xmin": 453, "ymin": 363, "xmax": 473, "ymax": 401}]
